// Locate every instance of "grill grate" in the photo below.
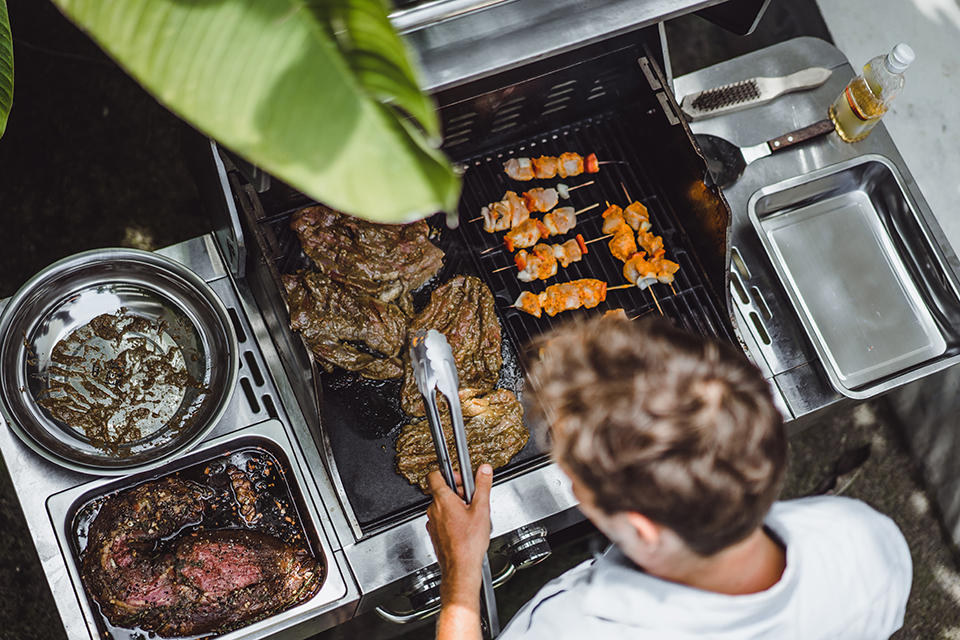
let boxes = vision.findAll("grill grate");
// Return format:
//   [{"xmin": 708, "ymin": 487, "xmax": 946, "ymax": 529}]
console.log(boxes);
[{"xmin": 455, "ymin": 109, "xmax": 734, "ymax": 353}]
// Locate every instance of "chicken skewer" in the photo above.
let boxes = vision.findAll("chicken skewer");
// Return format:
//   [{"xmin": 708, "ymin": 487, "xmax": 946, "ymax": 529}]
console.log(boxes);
[
  {"xmin": 504, "ymin": 152, "xmax": 600, "ymax": 181},
  {"xmin": 480, "ymin": 203, "xmax": 600, "ymax": 254},
  {"xmin": 492, "ymin": 235, "xmax": 590, "ymax": 281},
  {"xmin": 616, "ymin": 184, "xmax": 680, "ymax": 296},
  {"xmin": 470, "ymin": 182, "xmax": 595, "ymax": 227},
  {"xmin": 513, "ymin": 279, "xmax": 608, "ymax": 318}
]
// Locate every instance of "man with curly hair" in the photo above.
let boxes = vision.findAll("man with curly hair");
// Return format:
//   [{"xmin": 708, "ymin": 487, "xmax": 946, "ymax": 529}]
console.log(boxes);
[{"xmin": 426, "ymin": 316, "xmax": 911, "ymax": 639}]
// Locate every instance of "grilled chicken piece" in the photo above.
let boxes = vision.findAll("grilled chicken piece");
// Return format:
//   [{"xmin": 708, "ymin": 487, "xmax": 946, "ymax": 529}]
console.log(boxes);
[
  {"xmin": 531, "ymin": 156, "xmax": 561, "ymax": 179},
  {"xmin": 481, "ymin": 191, "xmax": 529, "ymax": 233},
  {"xmin": 623, "ymin": 201, "xmax": 652, "ymax": 232},
  {"xmin": 284, "ymin": 271, "xmax": 407, "ymax": 379},
  {"xmin": 601, "ymin": 204, "xmax": 625, "ymax": 235},
  {"xmin": 290, "ymin": 205, "xmax": 444, "ymax": 312},
  {"xmin": 396, "ymin": 389, "xmax": 528, "ymax": 492},
  {"xmin": 624, "ymin": 250, "xmax": 680, "ymax": 289},
  {"xmin": 608, "ymin": 225, "xmax": 638, "ymax": 262},
  {"xmin": 516, "ymin": 243, "xmax": 559, "ymax": 282},
  {"xmin": 636, "ymin": 227, "xmax": 664, "ymax": 255},
  {"xmin": 503, "ymin": 157, "xmax": 536, "ymax": 181},
  {"xmin": 400, "ymin": 276, "xmax": 503, "ymax": 417},
  {"xmin": 522, "ymin": 187, "xmax": 560, "ymax": 213},
  {"xmin": 542, "ymin": 206, "xmax": 577, "ymax": 236},
  {"xmin": 515, "ymin": 291, "xmax": 543, "ymax": 318},
  {"xmin": 504, "ymin": 218, "xmax": 550, "ymax": 252}
]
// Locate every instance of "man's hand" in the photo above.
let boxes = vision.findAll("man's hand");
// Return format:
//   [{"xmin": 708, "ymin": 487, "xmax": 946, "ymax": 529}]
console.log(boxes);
[{"xmin": 426, "ymin": 464, "xmax": 493, "ymax": 640}]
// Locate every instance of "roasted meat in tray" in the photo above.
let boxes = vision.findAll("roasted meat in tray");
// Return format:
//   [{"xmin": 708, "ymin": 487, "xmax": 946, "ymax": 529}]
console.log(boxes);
[{"xmin": 74, "ymin": 446, "xmax": 324, "ymax": 639}]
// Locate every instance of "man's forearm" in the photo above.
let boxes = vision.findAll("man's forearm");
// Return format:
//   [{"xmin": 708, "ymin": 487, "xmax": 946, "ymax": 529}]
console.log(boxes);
[{"xmin": 436, "ymin": 569, "xmax": 483, "ymax": 640}]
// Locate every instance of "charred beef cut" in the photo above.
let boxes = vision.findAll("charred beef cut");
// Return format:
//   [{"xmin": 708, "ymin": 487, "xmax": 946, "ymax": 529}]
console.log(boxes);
[
  {"xmin": 396, "ymin": 388, "xmax": 528, "ymax": 491},
  {"xmin": 284, "ymin": 270, "xmax": 408, "ymax": 379},
  {"xmin": 80, "ymin": 477, "xmax": 323, "ymax": 637},
  {"xmin": 290, "ymin": 205, "xmax": 445, "ymax": 314},
  {"xmin": 400, "ymin": 275, "xmax": 503, "ymax": 416}
]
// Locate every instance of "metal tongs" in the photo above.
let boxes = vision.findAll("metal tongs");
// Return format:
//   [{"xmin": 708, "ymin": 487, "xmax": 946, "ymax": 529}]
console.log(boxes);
[{"xmin": 410, "ymin": 329, "xmax": 500, "ymax": 638}]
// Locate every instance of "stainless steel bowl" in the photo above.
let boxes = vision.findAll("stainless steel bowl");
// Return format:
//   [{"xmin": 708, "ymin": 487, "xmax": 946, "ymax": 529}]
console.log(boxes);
[{"xmin": 0, "ymin": 248, "xmax": 239, "ymax": 474}]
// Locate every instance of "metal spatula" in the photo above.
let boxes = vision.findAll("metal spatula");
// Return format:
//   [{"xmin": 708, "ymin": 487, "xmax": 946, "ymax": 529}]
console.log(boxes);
[
  {"xmin": 410, "ymin": 328, "xmax": 501, "ymax": 639},
  {"xmin": 696, "ymin": 119, "xmax": 835, "ymax": 188}
]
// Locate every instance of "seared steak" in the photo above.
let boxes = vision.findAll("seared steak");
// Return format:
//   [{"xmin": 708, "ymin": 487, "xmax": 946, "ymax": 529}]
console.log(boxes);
[
  {"xmin": 400, "ymin": 275, "xmax": 503, "ymax": 416},
  {"xmin": 396, "ymin": 388, "xmax": 528, "ymax": 491},
  {"xmin": 290, "ymin": 205, "xmax": 444, "ymax": 314},
  {"xmin": 80, "ymin": 477, "xmax": 323, "ymax": 637},
  {"xmin": 284, "ymin": 270, "xmax": 408, "ymax": 379}
]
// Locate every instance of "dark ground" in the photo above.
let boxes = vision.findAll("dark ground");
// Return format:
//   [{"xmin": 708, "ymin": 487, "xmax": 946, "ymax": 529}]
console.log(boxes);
[{"xmin": 1, "ymin": 1, "xmax": 959, "ymax": 639}]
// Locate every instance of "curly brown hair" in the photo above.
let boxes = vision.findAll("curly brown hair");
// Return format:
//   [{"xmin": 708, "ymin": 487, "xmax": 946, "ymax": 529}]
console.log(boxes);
[{"xmin": 526, "ymin": 315, "xmax": 786, "ymax": 556}]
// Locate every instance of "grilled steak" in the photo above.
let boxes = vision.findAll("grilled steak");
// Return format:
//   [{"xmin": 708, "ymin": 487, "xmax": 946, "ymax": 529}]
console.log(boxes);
[
  {"xmin": 290, "ymin": 205, "xmax": 444, "ymax": 314},
  {"xmin": 284, "ymin": 270, "xmax": 408, "ymax": 379},
  {"xmin": 400, "ymin": 275, "xmax": 503, "ymax": 416},
  {"xmin": 396, "ymin": 388, "xmax": 528, "ymax": 491},
  {"xmin": 80, "ymin": 477, "xmax": 323, "ymax": 637}
]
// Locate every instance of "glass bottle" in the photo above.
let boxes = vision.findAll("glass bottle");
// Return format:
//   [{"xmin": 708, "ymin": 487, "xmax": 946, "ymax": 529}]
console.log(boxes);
[{"xmin": 829, "ymin": 43, "xmax": 915, "ymax": 142}]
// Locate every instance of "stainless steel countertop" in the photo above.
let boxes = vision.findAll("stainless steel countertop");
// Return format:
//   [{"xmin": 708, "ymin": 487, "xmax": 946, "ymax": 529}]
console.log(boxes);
[
  {"xmin": 673, "ymin": 37, "xmax": 960, "ymax": 423},
  {"xmin": 0, "ymin": 235, "xmax": 360, "ymax": 640}
]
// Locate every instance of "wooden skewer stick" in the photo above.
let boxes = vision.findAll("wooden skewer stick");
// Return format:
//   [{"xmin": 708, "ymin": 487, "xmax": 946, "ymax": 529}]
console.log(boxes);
[
  {"xmin": 492, "ymin": 264, "xmax": 514, "ymax": 273},
  {"xmin": 621, "ymin": 182, "xmax": 631, "ymax": 202},
  {"xmin": 649, "ymin": 288, "xmax": 664, "ymax": 315},
  {"xmin": 607, "ymin": 283, "xmax": 635, "ymax": 291},
  {"xmin": 584, "ymin": 233, "xmax": 613, "ymax": 245},
  {"xmin": 670, "ymin": 283, "xmax": 678, "ymax": 296}
]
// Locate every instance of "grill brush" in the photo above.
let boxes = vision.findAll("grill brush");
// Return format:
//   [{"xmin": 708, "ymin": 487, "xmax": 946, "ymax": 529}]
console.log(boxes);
[{"xmin": 680, "ymin": 67, "xmax": 832, "ymax": 121}]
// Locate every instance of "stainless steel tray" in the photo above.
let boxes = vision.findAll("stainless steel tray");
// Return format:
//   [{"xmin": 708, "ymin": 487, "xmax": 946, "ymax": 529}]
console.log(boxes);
[
  {"xmin": 45, "ymin": 419, "xmax": 349, "ymax": 640},
  {"xmin": 749, "ymin": 154, "xmax": 956, "ymax": 396}
]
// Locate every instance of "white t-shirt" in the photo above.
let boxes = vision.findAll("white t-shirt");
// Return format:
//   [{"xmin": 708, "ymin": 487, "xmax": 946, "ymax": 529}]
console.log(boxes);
[{"xmin": 498, "ymin": 496, "xmax": 912, "ymax": 639}]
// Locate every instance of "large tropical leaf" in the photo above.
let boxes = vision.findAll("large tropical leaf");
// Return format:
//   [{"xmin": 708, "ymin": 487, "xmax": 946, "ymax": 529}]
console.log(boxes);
[
  {"xmin": 302, "ymin": 0, "xmax": 440, "ymax": 145},
  {"xmin": 0, "ymin": 0, "xmax": 12, "ymax": 139},
  {"xmin": 52, "ymin": 0, "xmax": 461, "ymax": 223}
]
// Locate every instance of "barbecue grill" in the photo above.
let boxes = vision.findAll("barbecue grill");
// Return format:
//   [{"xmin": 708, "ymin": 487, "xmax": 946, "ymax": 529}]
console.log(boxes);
[{"xmin": 4, "ymin": 1, "xmax": 960, "ymax": 639}]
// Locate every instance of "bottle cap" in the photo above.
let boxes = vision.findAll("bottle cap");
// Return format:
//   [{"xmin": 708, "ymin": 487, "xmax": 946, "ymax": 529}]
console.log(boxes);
[{"xmin": 885, "ymin": 43, "xmax": 915, "ymax": 74}]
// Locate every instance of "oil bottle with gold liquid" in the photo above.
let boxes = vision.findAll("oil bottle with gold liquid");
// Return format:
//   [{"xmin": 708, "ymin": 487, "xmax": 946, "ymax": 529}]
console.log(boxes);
[{"xmin": 829, "ymin": 44, "xmax": 915, "ymax": 142}]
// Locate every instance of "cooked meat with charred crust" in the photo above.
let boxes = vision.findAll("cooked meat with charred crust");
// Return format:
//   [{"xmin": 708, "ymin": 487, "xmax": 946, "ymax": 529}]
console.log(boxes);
[
  {"xmin": 80, "ymin": 477, "xmax": 323, "ymax": 637},
  {"xmin": 400, "ymin": 275, "xmax": 502, "ymax": 416},
  {"xmin": 396, "ymin": 388, "xmax": 528, "ymax": 491},
  {"xmin": 290, "ymin": 205, "xmax": 444, "ymax": 313},
  {"xmin": 284, "ymin": 270, "xmax": 407, "ymax": 379}
]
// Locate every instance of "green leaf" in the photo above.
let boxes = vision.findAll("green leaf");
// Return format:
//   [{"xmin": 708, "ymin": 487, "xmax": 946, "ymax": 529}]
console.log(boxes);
[
  {"xmin": 300, "ymin": 0, "xmax": 441, "ymax": 144},
  {"xmin": 0, "ymin": 0, "xmax": 13, "ymax": 139},
  {"xmin": 51, "ymin": 0, "xmax": 460, "ymax": 223}
]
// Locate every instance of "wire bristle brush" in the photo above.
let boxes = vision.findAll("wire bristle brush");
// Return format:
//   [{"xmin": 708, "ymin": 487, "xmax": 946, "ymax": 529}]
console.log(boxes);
[{"xmin": 680, "ymin": 67, "xmax": 832, "ymax": 121}]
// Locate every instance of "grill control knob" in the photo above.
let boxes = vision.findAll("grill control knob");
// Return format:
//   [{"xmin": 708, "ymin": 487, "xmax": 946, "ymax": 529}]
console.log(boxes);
[
  {"xmin": 406, "ymin": 565, "xmax": 443, "ymax": 612},
  {"xmin": 501, "ymin": 525, "xmax": 552, "ymax": 569}
]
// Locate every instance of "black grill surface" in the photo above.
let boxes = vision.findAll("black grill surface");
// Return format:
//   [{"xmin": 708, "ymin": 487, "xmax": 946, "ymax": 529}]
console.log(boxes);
[{"xmin": 248, "ymin": 45, "xmax": 733, "ymax": 534}]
